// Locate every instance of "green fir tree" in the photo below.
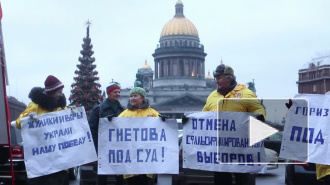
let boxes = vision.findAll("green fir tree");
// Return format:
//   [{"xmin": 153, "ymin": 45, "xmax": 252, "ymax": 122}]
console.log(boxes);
[{"xmin": 69, "ymin": 22, "xmax": 102, "ymax": 113}]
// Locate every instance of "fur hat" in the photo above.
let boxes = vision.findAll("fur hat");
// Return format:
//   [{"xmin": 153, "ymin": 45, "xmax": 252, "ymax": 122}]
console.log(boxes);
[
  {"xmin": 213, "ymin": 64, "xmax": 234, "ymax": 77},
  {"xmin": 44, "ymin": 75, "xmax": 64, "ymax": 93},
  {"xmin": 130, "ymin": 87, "xmax": 146, "ymax": 98},
  {"xmin": 106, "ymin": 83, "xmax": 121, "ymax": 94}
]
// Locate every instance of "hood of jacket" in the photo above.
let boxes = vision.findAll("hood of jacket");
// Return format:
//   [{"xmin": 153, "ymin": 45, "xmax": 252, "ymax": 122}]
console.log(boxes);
[
  {"xmin": 28, "ymin": 87, "xmax": 66, "ymax": 111},
  {"xmin": 127, "ymin": 99, "xmax": 150, "ymax": 110}
]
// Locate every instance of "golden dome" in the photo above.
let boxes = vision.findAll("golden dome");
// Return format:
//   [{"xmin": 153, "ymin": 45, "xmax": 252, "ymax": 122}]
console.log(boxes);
[
  {"xmin": 206, "ymin": 71, "xmax": 213, "ymax": 79},
  {"xmin": 160, "ymin": 0, "xmax": 199, "ymax": 37},
  {"xmin": 141, "ymin": 60, "xmax": 151, "ymax": 69},
  {"xmin": 161, "ymin": 17, "xmax": 199, "ymax": 37},
  {"xmin": 176, "ymin": 0, "xmax": 183, "ymax": 5}
]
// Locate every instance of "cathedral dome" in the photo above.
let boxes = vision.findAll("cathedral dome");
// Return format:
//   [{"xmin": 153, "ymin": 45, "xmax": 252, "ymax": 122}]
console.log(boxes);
[
  {"xmin": 205, "ymin": 71, "xmax": 213, "ymax": 79},
  {"xmin": 160, "ymin": 1, "xmax": 199, "ymax": 37},
  {"xmin": 141, "ymin": 60, "xmax": 151, "ymax": 69},
  {"xmin": 161, "ymin": 18, "xmax": 199, "ymax": 37}
]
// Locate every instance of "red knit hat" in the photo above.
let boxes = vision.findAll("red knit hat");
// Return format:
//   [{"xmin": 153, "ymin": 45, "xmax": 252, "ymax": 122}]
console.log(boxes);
[
  {"xmin": 44, "ymin": 75, "xmax": 64, "ymax": 93},
  {"xmin": 106, "ymin": 83, "xmax": 120, "ymax": 94}
]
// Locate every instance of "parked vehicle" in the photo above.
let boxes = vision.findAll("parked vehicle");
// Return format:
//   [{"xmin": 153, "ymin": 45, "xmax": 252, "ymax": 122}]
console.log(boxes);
[
  {"xmin": 0, "ymin": 122, "xmax": 26, "ymax": 184},
  {"xmin": 79, "ymin": 161, "xmax": 120, "ymax": 185},
  {"xmin": 0, "ymin": 122, "xmax": 79, "ymax": 184},
  {"xmin": 264, "ymin": 132, "xmax": 283, "ymax": 154},
  {"xmin": 265, "ymin": 148, "xmax": 279, "ymax": 170},
  {"xmin": 69, "ymin": 166, "xmax": 79, "ymax": 180},
  {"xmin": 285, "ymin": 162, "xmax": 321, "ymax": 185}
]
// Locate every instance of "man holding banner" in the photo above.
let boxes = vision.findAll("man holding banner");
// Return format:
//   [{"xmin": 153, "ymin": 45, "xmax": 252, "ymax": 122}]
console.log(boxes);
[
  {"xmin": 88, "ymin": 82, "xmax": 125, "ymax": 185},
  {"xmin": 16, "ymin": 75, "xmax": 69, "ymax": 185},
  {"xmin": 202, "ymin": 64, "xmax": 266, "ymax": 185}
]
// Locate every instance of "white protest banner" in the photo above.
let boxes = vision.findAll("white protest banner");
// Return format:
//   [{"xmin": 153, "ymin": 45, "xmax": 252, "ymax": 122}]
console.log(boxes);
[
  {"xmin": 183, "ymin": 111, "xmax": 268, "ymax": 173},
  {"xmin": 20, "ymin": 106, "xmax": 97, "ymax": 178},
  {"xmin": 280, "ymin": 94, "xmax": 330, "ymax": 164},
  {"xmin": 98, "ymin": 117, "xmax": 179, "ymax": 175}
]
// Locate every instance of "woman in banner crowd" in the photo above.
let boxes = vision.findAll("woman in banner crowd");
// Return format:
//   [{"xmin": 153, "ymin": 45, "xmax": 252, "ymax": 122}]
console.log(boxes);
[
  {"xmin": 16, "ymin": 75, "xmax": 69, "ymax": 185},
  {"xmin": 117, "ymin": 87, "xmax": 166, "ymax": 185}
]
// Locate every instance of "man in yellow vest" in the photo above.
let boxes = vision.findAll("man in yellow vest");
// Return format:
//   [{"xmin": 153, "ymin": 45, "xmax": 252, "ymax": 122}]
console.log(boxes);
[{"xmin": 202, "ymin": 64, "xmax": 266, "ymax": 185}]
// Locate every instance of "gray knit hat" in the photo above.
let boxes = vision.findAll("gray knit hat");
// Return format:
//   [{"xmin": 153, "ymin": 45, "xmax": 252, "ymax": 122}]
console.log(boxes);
[{"xmin": 130, "ymin": 87, "xmax": 146, "ymax": 98}]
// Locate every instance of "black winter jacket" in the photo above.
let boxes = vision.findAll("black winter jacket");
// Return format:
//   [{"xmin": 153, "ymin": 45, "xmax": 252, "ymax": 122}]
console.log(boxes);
[{"xmin": 88, "ymin": 98, "xmax": 125, "ymax": 151}]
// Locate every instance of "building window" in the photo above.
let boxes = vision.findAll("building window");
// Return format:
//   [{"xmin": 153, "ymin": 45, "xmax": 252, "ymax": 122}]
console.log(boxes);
[{"xmin": 313, "ymin": 84, "xmax": 317, "ymax": 92}]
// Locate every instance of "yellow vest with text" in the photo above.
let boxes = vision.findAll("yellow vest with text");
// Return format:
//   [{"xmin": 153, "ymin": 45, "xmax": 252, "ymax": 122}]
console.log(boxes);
[
  {"xmin": 202, "ymin": 83, "xmax": 266, "ymax": 117},
  {"xmin": 118, "ymin": 107, "xmax": 159, "ymax": 179}
]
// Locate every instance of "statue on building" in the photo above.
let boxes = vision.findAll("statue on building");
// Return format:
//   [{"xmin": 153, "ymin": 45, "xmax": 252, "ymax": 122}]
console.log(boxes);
[
  {"xmin": 134, "ymin": 70, "xmax": 143, "ymax": 88},
  {"xmin": 247, "ymin": 79, "xmax": 256, "ymax": 95},
  {"xmin": 183, "ymin": 84, "xmax": 189, "ymax": 90}
]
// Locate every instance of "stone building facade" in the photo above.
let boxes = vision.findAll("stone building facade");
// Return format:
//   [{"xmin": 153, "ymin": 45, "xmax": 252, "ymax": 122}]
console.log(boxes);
[
  {"xmin": 297, "ymin": 54, "xmax": 330, "ymax": 94},
  {"xmin": 8, "ymin": 96, "xmax": 26, "ymax": 122},
  {"xmin": 119, "ymin": 0, "xmax": 215, "ymax": 118}
]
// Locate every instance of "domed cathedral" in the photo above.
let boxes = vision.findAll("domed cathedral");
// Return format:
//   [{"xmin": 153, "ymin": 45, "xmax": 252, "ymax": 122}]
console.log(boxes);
[
  {"xmin": 119, "ymin": 0, "xmax": 216, "ymax": 118},
  {"xmin": 153, "ymin": 0, "xmax": 207, "ymax": 88}
]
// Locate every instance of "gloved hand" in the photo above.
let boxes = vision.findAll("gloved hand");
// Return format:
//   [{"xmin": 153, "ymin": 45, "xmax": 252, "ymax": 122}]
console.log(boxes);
[
  {"xmin": 106, "ymin": 114, "xmax": 114, "ymax": 122},
  {"xmin": 68, "ymin": 105, "xmax": 78, "ymax": 113},
  {"xmin": 285, "ymin": 99, "xmax": 293, "ymax": 109},
  {"xmin": 159, "ymin": 114, "xmax": 167, "ymax": 122},
  {"xmin": 28, "ymin": 112, "xmax": 38, "ymax": 119},
  {"xmin": 256, "ymin": 114, "xmax": 265, "ymax": 122},
  {"xmin": 182, "ymin": 115, "xmax": 189, "ymax": 124}
]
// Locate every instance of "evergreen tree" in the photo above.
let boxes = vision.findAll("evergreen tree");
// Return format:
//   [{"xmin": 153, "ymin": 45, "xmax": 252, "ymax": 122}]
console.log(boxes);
[{"xmin": 69, "ymin": 22, "xmax": 102, "ymax": 113}]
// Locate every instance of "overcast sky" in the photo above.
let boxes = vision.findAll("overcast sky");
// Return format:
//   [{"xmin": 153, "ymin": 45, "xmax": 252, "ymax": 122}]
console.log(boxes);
[{"xmin": 2, "ymin": 0, "xmax": 330, "ymax": 105}]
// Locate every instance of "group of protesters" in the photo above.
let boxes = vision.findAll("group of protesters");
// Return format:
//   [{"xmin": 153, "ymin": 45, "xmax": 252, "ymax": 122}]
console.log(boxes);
[
  {"xmin": 14, "ymin": 63, "xmax": 330, "ymax": 185},
  {"xmin": 15, "ymin": 73, "xmax": 165, "ymax": 185}
]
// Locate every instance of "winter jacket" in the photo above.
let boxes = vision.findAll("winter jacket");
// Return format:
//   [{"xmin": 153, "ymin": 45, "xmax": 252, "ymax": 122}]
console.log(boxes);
[
  {"xmin": 15, "ymin": 87, "xmax": 68, "ymax": 177},
  {"xmin": 88, "ymin": 98, "xmax": 125, "ymax": 151},
  {"xmin": 202, "ymin": 83, "xmax": 266, "ymax": 117},
  {"xmin": 16, "ymin": 87, "xmax": 67, "ymax": 129},
  {"xmin": 316, "ymin": 164, "xmax": 330, "ymax": 180},
  {"xmin": 118, "ymin": 100, "xmax": 159, "ymax": 118},
  {"xmin": 118, "ymin": 99, "xmax": 159, "ymax": 179}
]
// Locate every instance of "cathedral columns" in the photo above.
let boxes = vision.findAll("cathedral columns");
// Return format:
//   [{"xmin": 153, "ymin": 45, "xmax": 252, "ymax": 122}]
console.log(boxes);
[
  {"xmin": 154, "ymin": 57, "xmax": 206, "ymax": 79},
  {"xmin": 164, "ymin": 60, "xmax": 168, "ymax": 77},
  {"xmin": 201, "ymin": 61, "xmax": 205, "ymax": 78},
  {"xmin": 189, "ymin": 60, "xmax": 193, "ymax": 76},
  {"xmin": 170, "ymin": 59, "xmax": 173, "ymax": 76},
  {"xmin": 155, "ymin": 61, "xmax": 158, "ymax": 79}
]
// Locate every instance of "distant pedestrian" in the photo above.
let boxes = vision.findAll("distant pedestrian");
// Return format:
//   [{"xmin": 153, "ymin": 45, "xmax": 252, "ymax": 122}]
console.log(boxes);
[
  {"xmin": 16, "ymin": 75, "xmax": 69, "ymax": 185},
  {"xmin": 88, "ymin": 82, "xmax": 125, "ymax": 185}
]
